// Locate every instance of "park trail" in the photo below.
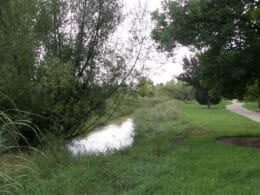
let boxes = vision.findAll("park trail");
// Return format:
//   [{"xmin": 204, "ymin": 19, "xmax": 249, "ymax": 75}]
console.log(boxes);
[{"xmin": 226, "ymin": 100, "xmax": 260, "ymax": 122}]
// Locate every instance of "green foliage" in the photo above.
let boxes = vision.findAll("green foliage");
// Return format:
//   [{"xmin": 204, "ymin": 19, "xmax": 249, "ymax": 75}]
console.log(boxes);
[
  {"xmin": 244, "ymin": 81, "xmax": 258, "ymax": 101},
  {"xmin": 244, "ymin": 79, "xmax": 260, "ymax": 108},
  {"xmin": 195, "ymin": 89, "xmax": 221, "ymax": 106},
  {"xmin": 155, "ymin": 80, "xmax": 195, "ymax": 101},
  {"xmin": 152, "ymin": 0, "xmax": 260, "ymax": 99},
  {"xmin": 0, "ymin": 0, "xmax": 129, "ymax": 142},
  {"xmin": 0, "ymin": 0, "xmax": 37, "ymax": 110},
  {"xmin": 172, "ymin": 82, "xmax": 194, "ymax": 101},
  {"xmin": 135, "ymin": 77, "xmax": 154, "ymax": 97},
  {"xmin": 250, "ymin": 7, "xmax": 260, "ymax": 25},
  {"xmin": 177, "ymin": 57, "xmax": 221, "ymax": 107},
  {"xmin": 134, "ymin": 100, "xmax": 179, "ymax": 138}
]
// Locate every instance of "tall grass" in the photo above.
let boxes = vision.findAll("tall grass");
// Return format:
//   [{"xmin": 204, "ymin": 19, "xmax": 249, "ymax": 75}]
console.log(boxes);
[
  {"xmin": 1, "ymin": 100, "xmax": 260, "ymax": 194},
  {"xmin": 0, "ymin": 95, "xmax": 171, "ymax": 194},
  {"xmin": 0, "ymin": 110, "xmax": 43, "ymax": 153},
  {"xmin": 0, "ymin": 109, "xmax": 43, "ymax": 194}
]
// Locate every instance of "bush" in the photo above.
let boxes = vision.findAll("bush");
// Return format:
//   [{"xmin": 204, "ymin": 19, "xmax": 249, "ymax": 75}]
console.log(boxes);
[
  {"xmin": 0, "ymin": 58, "xmax": 115, "ymax": 142},
  {"xmin": 134, "ymin": 100, "xmax": 179, "ymax": 138}
]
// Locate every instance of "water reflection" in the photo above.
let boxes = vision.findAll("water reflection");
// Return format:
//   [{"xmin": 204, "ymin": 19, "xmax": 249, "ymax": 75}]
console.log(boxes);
[{"xmin": 68, "ymin": 118, "xmax": 135, "ymax": 155}]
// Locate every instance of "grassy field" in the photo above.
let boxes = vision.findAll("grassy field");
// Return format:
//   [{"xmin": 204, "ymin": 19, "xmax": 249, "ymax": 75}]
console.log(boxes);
[
  {"xmin": 244, "ymin": 102, "xmax": 260, "ymax": 113},
  {"xmin": 1, "ymin": 100, "xmax": 260, "ymax": 194}
]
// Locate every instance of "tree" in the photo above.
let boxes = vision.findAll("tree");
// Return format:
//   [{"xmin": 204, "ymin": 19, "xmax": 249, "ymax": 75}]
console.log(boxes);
[
  {"xmin": 152, "ymin": 0, "xmax": 260, "ymax": 101},
  {"xmin": 0, "ymin": 0, "xmax": 139, "ymax": 145},
  {"xmin": 177, "ymin": 57, "xmax": 221, "ymax": 108},
  {"xmin": 33, "ymin": 0, "xmax": 125, "ymax": 136},
  {"xmin": 155, "ymin": 80, "xmax": 194, "ymax": 101}
]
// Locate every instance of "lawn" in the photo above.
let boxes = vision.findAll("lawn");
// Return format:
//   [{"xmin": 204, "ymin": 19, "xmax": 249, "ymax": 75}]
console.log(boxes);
[
  {"xmin": 1, "ymin": 100, "xmax": 260, "ymax": 194},
  {"xmin": 244, "ymin": 102, "xmax": 260, "ymax": 113}
]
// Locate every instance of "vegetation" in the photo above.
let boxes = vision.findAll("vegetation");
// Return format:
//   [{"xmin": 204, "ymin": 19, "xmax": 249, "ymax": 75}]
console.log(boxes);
[
  {"xmin": 135, "ymin": 76, "xmax": 154, "ymax": 97},
  {"xmin": 177, "ymin": 57, "xmax": 221, "ymax": 108},
  {"xmin": 152, "ymin": 0, "xmax": 260, "ymax": 100},
  {"xmin": 1, "ymin": 0, "xmax": 260, "ymax": 194},
  {"xmin": 0, "ymin": 0, "xmax": 137, "ymax": 144},
  {"xmin": 1, "ymin": 99, "xmax": 260, "ymax": 194},
  {"xmin": 244, "ymin": 82, "xmax": 260, "ymax": 107},
  {"xmin": 244, "ymin": 102, "xmax": 260, "ymax": 113},
  {"xmin": 155, "ymin": 80, "xmax": 194, "ymax": 101}
]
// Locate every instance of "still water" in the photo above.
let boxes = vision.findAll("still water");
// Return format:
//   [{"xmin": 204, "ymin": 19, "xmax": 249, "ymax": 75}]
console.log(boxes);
[{"xmin": 68, "ymin": 118, "xmax": 135, "ymax": 155}]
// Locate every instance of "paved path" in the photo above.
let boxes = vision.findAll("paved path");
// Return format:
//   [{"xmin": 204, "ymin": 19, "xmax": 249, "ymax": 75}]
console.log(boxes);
[{"xmin": 226, "ymin": 100, "xmax": 260, "ymax": 122}]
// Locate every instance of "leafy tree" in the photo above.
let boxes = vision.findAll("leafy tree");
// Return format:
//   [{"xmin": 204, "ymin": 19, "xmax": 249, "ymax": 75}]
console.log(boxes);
[
  {"xmin": 152, "ymin": 0, "xmax": 260, "ymax": 101},
  {"xmin": 177, "ymin": 57, "xmax": 221, "ymax": 108},
  {"xmin": 0, "ymin": 0, "xmax": 137, "ymax": 144}
]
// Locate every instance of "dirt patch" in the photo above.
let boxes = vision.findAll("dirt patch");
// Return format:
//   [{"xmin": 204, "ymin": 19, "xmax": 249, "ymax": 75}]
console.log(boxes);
[{"xmin": 217, "ymin": 136, "xmax": 260, "ymax": 149}]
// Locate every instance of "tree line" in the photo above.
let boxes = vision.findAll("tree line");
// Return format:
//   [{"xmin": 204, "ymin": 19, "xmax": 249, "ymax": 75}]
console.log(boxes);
[{"xmin": 152, "ymin": 0, "xmax": 260, "ymax": 108}]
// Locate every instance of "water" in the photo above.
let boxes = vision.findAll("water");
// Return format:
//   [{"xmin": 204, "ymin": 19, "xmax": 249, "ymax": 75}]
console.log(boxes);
[{"xmin": 68, "ymin": 118, "xmax": 135, "ymax": 155}]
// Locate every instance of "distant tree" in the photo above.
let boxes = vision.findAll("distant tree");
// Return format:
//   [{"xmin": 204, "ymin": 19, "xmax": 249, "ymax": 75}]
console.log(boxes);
[
  {"xmin": 177, "ymin": 57, "xmax": 221, "ymax": 108},
  {"xmin": 172, "ymin": 82, "xmax": 194, "ymax": 101},
  {"xmin": 155, "ymin": 80, "xmax": 194, "ymax": 101},
  {"xmin": 136, "ymin": 77, "xmax": 154, "ymax": 97}
]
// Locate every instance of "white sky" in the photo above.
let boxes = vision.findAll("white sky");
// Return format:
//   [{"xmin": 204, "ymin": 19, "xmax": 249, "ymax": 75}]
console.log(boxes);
[{"xmin": 120, "ymin": 0, "xmax": 193, "ymax": 84}]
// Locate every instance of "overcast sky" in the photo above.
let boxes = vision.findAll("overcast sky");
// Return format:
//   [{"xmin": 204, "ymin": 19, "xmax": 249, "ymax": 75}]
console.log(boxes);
[{"xmin": 119, "ymin": 0, "xmax": 193, "ymax": 84}]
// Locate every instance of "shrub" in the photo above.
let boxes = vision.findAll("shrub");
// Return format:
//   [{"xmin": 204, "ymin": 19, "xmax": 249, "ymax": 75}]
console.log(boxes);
[{"xmin": 134, "ymin": 100, "xmax": 179, "ymax": 138}]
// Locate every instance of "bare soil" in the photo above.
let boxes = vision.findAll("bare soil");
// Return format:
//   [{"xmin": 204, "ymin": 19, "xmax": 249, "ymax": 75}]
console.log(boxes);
[{"xmin": 217, "ymin": 136, "xmax": 260, "ymax": 149}]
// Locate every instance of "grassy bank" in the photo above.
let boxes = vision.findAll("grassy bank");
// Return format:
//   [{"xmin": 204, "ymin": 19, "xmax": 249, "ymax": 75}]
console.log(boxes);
[
  {"xmin": 1, "ymin": 100, "xmax": 260, "ymax": 194},
  {"xmin": 244, "ymin": 102, "xmax": 260, "ymax": 113}
]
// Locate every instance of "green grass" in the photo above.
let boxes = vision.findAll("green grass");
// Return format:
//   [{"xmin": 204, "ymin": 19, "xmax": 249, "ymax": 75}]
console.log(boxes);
[
  {"xmin": 1, "ymin": 100, "xmax": 260, "ymax": 194},
  {"xmin": 181, "ymin": 102, "xmax": 260, "ymax": 138},
  {"xmin": 244, "ymin": 102, "xmax": 260, "ymax": 113}
]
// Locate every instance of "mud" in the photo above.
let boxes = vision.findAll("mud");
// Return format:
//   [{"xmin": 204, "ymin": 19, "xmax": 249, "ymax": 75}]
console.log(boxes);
[{"xmin": 217, "ymin": 136, "xmax": 260, "ymax": 149}]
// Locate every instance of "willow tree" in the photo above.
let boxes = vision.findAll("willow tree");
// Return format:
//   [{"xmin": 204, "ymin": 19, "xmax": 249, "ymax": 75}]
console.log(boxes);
[{"xmin": 0, "ymin": 0, "xmax": 138, "ymax": 144}]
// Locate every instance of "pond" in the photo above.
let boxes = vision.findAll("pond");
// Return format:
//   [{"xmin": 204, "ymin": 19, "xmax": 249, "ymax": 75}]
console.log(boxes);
[{"xmin": 68, "ymin": 118, "xmax": 135, "ymax": 155}]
